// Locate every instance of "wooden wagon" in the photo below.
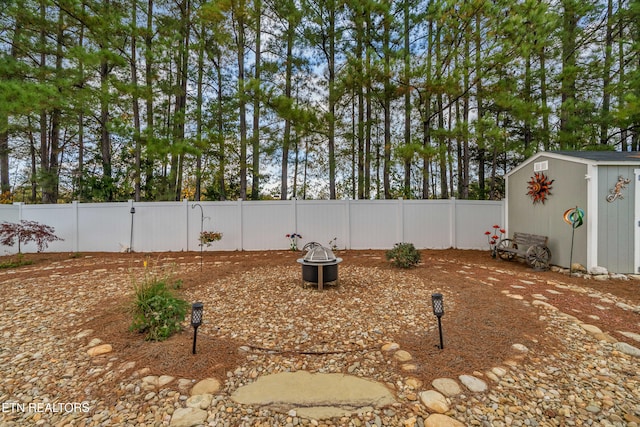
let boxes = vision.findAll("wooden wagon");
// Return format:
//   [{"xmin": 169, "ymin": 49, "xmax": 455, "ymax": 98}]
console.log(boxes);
[{"xmin": 496, "ymin": 232, "xmax": 551, "ymax": 271}]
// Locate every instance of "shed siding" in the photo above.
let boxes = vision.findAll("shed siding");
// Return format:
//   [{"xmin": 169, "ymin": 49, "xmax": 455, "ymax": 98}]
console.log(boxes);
[
  {"xmin": 507, "ymin": 155, "xmax": 588, "ymax": 268},
  {"xmin": 597, "ymin": 166, "xmax": 636, "ymax": 273}
]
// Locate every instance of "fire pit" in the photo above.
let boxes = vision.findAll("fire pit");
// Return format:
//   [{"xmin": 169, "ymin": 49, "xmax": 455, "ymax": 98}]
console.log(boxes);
[{"xmin": 297, "ymin": 243, "xmax": 343, "ymax": 290}]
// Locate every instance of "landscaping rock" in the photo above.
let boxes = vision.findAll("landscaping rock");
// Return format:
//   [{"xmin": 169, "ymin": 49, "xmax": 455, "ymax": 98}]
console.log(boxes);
[
  {"xmin": 424, "ymin": 413, "xmax": 466, "ymax": 427},
  {"xmin": 431, "ymin": 378, "xmax": 462, "ymax": 397},
  {"xmin": 190, "ymin": 378, "xmax": 220, "ymax": 395},
  {"xmin": 419, "ymin": 390, "xmax": 449, "ymax": 413},
  {"xmin": 589, "ymin": 266, "xmax": 608, "ymax": 275},
  {"xmin": 458, "ymin": 375, "xmax": 487, "ymax": 393},
  {"xmin": 615, "ymin": 342, "xmax": 640, "ymax": 357},
  {"xmin": 169, "ymin": 407, "xmax": 208, "ymax": 427},
  {"xmin": 87, "ymin": 344, "xmax": 112, "ymax": 357}
]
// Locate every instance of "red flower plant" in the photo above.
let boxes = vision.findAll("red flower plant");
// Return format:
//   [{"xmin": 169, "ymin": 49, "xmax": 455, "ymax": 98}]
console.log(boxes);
[{"xmin": 484, "ymin": 225, "xmax": 506, "ymax": 258}]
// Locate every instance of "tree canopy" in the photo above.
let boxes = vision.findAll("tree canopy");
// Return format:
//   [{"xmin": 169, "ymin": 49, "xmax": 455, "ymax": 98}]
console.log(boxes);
[{"xmin": 1, "ymin": 0, "xmax": 638, "ymax": 202}]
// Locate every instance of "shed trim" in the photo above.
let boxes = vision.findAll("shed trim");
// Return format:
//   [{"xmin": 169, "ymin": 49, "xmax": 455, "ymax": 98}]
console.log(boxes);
[
  {"xmin": 635, "ymin": 169, "xmax": 640, "ymax": 274},
  {"xmin": 586, "ymin": 164, "xmax": 598, "ymax": 271}
]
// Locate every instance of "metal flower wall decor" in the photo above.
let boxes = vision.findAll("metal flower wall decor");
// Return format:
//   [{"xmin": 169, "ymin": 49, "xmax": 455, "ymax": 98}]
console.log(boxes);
[{"xmin": 526, "ymin": 172, "xmax": 554, "ymax": 204}]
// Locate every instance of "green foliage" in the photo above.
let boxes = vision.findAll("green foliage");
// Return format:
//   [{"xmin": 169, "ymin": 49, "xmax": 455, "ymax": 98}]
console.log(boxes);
[
  {"xmin": 386, "ymin": 242, "xmax": 421, "ymax": 269},
  {"xmin": 130, "ymin": 268, "xmax": 188, "ymax": 341},
  {"xmin": 0, "ymin": 254, "xmax": 33, "ymax": 269}
]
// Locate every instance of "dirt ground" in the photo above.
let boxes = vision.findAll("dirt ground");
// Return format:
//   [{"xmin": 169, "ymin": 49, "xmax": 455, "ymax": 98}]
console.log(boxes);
[{"xmin": 3, "ymin": 249, "xmax": 639, "ymax": 392}]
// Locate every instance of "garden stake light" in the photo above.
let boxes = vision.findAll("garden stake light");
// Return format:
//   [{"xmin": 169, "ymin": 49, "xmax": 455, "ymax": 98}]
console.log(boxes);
[
  {"xmin": 191, "ymin": 302, "xmax": 204, "ymax": 354},
  {"xmin": 431, "ymin": 293, "xmax": 444, "ymax": 349},
  {"xmin": 129, "ymin": 206, "xmax": 136, "ymax": 252}
]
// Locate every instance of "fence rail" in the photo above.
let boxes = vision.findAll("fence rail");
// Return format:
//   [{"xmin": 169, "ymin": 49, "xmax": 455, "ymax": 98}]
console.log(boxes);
[{"xmin": 0, "ymin": 199, "xmax": 504, "ymax": 254}]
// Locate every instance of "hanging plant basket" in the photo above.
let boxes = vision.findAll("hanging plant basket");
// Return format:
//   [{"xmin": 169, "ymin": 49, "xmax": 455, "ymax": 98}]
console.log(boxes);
[{"xmin": 199, "ymin": 231, "xmax": 223, "ymax": 247}]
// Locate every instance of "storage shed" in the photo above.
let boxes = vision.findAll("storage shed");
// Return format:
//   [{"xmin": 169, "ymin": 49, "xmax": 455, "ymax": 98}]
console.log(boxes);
[{"xmin": 505, "ymin": 151, "xmax": 640, "ymax": 274}]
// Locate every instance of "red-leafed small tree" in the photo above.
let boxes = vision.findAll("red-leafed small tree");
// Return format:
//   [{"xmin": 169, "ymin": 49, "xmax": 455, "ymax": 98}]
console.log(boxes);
[{"xmin": 0, "ymin": 220, "xmax": 63, "ymax": 253}]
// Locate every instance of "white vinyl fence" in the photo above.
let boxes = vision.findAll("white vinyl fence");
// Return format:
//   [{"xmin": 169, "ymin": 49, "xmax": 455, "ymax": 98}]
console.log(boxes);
[{"xmin": 0, "ymin": 199, "xmax": 504, "ymax": 254}]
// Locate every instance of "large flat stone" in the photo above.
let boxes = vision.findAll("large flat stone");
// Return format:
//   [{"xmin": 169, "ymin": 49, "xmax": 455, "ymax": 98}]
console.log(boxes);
[
  {"xmin": 230, "ymin": 371, "xmax": 396, "ymax": 419},
  {"xmin": 458, "ymin": 375, "xmax": 487, "ymax": 393},
  {"xmin": 170, "ymin": 407, "xmax": 207, "ymax": 427}
]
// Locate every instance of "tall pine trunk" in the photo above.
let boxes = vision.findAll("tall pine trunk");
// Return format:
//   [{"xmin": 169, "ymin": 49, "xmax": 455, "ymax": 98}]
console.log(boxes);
[
  {"xmin": 600, "ymin": 0, "xmax": 613, "ymax": 146},
  {"xmin": 251, "ymin": 0, "xmax": 262, "ymax": 200},
  {"xmin": 131, "ymin": 0, "xmax": 142, "ymax": 201}
]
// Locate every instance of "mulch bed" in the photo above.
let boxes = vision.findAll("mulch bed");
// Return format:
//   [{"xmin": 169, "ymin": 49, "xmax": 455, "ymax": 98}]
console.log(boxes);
[{"xmin": 3, "ymin": 249, "xmax": 639, "ymax": 390}]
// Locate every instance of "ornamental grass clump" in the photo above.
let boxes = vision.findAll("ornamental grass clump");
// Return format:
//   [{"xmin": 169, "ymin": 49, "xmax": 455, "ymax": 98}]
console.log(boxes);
[
  {"xmin": 386, "ymin": 242, "xmax": 421, "ymax": 268},
  {"xmin": 130, "ymin": 262, "xmax": 188, "ymax": 341}
]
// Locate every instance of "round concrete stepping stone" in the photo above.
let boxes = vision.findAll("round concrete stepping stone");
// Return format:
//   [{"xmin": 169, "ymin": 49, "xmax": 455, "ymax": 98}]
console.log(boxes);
[
  {"xmin": 424, "ymin": 413, "xmax": 465, "ymax": 427},
  {"xmin": 458, "ymin": 375, "xmax": 487, "ymax": 393},
  {"xmin": 431, "ymin": 378, "xmax": 461, "ymax": 397},
  {"xmin": 170, "ymin": 407, "xmax": 207, "ymax": 427},
  {"xmin": 230, "ymin": 371, "xmax": 396, "ymax": 419},
  {"xmin": 419, "ymin": 390, "xmax": 449, "ymax": 413}
]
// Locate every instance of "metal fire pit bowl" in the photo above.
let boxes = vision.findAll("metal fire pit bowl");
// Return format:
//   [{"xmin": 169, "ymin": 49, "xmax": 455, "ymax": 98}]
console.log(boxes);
[{"xmin": 296, "ymin": 243, "xmax": 343, "ymax": 290}]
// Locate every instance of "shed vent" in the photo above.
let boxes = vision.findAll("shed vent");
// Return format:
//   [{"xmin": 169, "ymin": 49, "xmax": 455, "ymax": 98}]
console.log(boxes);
[{"xmin": 534, "ymin": 161, "xmax": 548, "ymax": 172}]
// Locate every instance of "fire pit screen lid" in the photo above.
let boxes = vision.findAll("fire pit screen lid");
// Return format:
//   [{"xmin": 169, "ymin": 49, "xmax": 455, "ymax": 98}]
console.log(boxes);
[{"xmin": 303, "ymin": 244, "xmax": 337, "ymax": 263}]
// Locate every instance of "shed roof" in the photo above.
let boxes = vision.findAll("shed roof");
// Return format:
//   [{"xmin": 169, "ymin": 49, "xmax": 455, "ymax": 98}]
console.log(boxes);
[
  {"xmin": 507, "ymin": 151, "xmax": 640, "ymax": 177},
  {"xmin": 550, "ymin": 151, "xmax": 640, "ymax": 162}
]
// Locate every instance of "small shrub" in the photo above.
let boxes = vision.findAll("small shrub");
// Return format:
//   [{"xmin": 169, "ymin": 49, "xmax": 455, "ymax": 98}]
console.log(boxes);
[
  {"xmin": 130, "ymin": 267, "xmax": 188, "ymax": 341},
  {"xmin": 0, "ymin": 254, "xmax": 33, "ymax": 269},
  {"xmin": 386, "ymin": 242, "xmax": 421, "ymax": 269}
]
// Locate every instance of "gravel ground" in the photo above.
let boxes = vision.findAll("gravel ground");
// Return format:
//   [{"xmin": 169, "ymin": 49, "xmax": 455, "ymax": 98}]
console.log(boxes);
[{"xmin": 0, "ymin": 250, "xmax": 639, "ymax": 426}]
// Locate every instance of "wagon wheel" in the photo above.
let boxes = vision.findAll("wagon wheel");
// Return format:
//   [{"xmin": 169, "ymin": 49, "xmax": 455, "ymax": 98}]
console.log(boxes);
[
  {"xmin": 496, "ymin": 239, "xmax": 517, "ymax": 261},
  {"xmin": 526, "ymin": 245, "xmax": 551, "ymax": 271}
]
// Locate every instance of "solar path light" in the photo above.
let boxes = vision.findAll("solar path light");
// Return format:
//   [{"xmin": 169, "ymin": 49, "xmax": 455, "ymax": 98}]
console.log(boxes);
[
  {"xmin": 128, "ymin": 206, "xmax": 136, "ymax": 252},
  {"xmin": 431, "ymin": 293, "xmax": 444, "ymax": 349},
  {"xmin": 191, "ymin": 302, "xmax": 204, "ymax": 354}
]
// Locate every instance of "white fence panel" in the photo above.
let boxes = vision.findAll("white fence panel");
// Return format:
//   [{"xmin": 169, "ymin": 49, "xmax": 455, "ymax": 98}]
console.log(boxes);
[
  {"xmin": 0, "ymin": 205, "xmax": 19, "ymax": 223},
  {"xmin": 132, "ymin": 202, "xmax": 188, "ymax": 252},
  {"xmin": 0, "ymin": 199, "xmax": 504, "ymax": 254},
  {"xmin": 241, "ymin": 201, "xmax": 295, "ymax": 250},
  {"xmin": 454, "ymin": 200, "xmax": 505, "ymax": 249},
  {"xmin": 78, "ymin": 203, "xmax": 133, "ymax": 252},
  {"xmin": 402, "ymin": 200, "xmax": 452, "ymax": 249},
  {"xmin": 296, "ymin": 201, "xmax": 348, "ymax": 249},
  {"xmin": 349, "ymin": 201, "xmax": 401, "ymax": 249}
]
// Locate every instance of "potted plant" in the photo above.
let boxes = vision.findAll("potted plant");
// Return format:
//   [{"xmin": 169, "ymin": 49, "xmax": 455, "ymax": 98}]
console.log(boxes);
[{"xmin": 199, "ymin": 230, "xmax": 223, "ymax": 247}]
